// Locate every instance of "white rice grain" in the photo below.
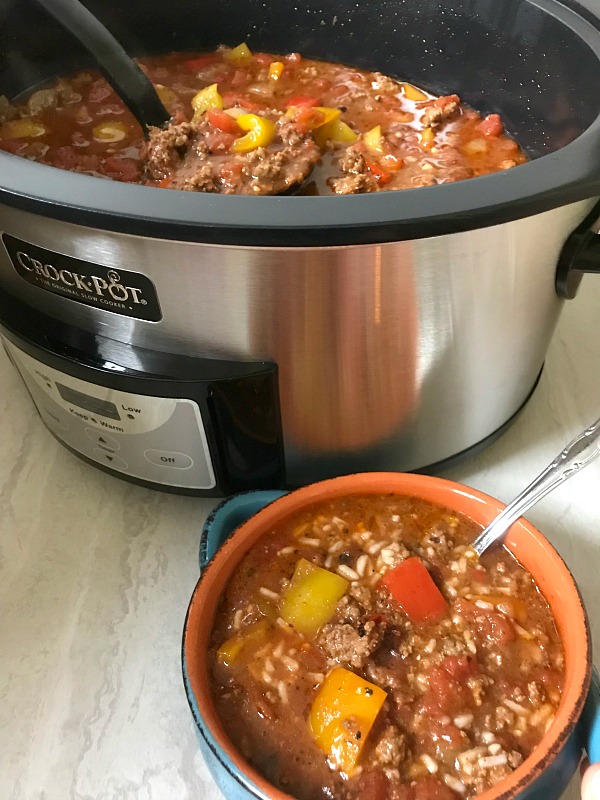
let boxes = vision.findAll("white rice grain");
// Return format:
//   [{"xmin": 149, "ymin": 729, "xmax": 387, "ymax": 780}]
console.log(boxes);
[
  {"xmin": 475, "ymin": 599, "xmax": 494, "ymax": 610},
  {"xmin": 277, "ymin": 546, "xmax": 295, "ymax": 556},
  {"xmin": 299, "ymin": 537, "xmax": 321, "ymax": 547},
  {"xmin": 282, "ymin": 656, "xmax": 299, "ymax": 671},
  {"xmin": 423, "ymin": 638, "xmax": 437, "ymax": 654},
  {"xmin": 259, "ymin": 587, "xmax": 280, "ymax": 601},
  {"xmin": 453, "ymin": 713, "xmax": 474, "ymax": 730},
  {"xmin": 277, "ymin": 682, "xmax": 289, "ymax": 704},
  {"xmin": 503, "ymin": 699, "xmax": 528, "ymax": 715},
  {"xmin": 421, "ymin": 754, "xmax": 438, "ymax": 774},
  {"xmin": 356, "ymin": 554, "xmax": 372, "ymax": 577},
  {"xmin": 337, "ymin": 564, "xmax": 359, "ymax": 581},
  {"xmin": 233, "ymin": 609, "xmax": 244, "ymax": 630},
  {"xmin": 443, "ymin": 775, "xmax": 467, "ymax": 794},
  {"xmin": 479, "ymin": 754, "xmax": 508, "ymax": 769}
]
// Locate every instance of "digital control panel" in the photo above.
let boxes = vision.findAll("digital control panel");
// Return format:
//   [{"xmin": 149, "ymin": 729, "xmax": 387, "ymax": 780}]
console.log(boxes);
[{"xmin": 4, "ymin": 339, "xmax": 216, "ymax": 490}]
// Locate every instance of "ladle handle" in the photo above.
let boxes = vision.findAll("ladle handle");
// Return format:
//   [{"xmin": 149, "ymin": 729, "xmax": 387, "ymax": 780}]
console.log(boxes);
[
  {"xmin": 472, "ymin": 416, "xmax": 600, "ymax": 556},
  {"xmin": 35, "ymin": 0, "xmax": 169, "ymax": 135}
]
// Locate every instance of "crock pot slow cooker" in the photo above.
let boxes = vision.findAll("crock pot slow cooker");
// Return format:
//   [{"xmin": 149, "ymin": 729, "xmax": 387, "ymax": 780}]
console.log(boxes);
[{"xmin": 1, "ymin": 0, "xmax": 600, "ymax": 495}]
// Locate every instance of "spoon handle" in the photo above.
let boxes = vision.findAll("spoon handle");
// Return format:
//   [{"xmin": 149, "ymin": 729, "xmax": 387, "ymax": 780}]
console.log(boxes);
[
  {"xmin": 472, "ymin": 416, "xmax": 600, "ymax": 556},
  {"xmin": 35, "ymin": 0, "xmax": 169, "ymax": 135}
]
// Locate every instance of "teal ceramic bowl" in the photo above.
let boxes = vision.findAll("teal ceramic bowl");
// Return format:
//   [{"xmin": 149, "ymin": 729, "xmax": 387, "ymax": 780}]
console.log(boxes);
[{"xmin": 183, "ymin": 477, "xmax": 600, "ymax": 800}]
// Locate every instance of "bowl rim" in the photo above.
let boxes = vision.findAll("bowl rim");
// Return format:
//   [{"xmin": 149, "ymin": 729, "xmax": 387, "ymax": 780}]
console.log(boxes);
[{"xmin": 182, "ymin": 472, "xmax": 592, "ymax": 800}]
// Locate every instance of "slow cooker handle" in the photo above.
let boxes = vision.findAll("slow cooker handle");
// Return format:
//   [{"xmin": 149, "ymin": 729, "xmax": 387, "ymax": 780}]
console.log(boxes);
[
  {"xmin": 199, "ymin": 490, "xmax": 287, "ymax": 571},
  {"xmin": 556, "ymin": 200, "xmax": 600, "ymax": 299}
]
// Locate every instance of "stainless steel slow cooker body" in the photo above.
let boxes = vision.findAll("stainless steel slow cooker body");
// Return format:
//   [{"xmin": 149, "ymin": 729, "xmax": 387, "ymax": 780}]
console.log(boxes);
[{"xmin": 1, "ymin": 0, "xmax": 600, "ymax": 493}]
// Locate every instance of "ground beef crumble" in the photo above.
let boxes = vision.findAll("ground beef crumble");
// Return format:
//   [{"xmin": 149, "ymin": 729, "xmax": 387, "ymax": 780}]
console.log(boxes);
[{"xmin": 143, "ymin": 112, "xmax": 320, "ymax": 195}]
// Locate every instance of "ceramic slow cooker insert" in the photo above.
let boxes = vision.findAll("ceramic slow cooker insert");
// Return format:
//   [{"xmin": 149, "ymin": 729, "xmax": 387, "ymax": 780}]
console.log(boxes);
[{"xmin": 1, "ymin": 0, "xmax": 600, "ymax": 495}]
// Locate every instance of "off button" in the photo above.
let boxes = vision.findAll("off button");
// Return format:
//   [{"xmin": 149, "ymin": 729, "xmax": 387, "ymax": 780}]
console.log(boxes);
[{"xmin": 144, "ymin": 449, "xmax": 193, "ymax": 469}]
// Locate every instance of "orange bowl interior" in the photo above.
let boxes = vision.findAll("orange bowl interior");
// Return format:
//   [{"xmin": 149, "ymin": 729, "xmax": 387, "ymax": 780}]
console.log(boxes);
[{"xmin": 184, "ymin": 472, "xmax": 591, "ymax": 800}]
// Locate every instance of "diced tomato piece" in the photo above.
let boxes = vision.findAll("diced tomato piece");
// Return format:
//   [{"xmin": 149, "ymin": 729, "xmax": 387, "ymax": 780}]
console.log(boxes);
[
  {"xmin": 50, "ymin": 145, "xmax": 79, "ymax": 170},
  {"xmin": 231, "ymin": 69, "xmax": 251, "ymax": 88},
  {"xmin": 414, "ymin": 777, "xmax": 459, "ymax": 800},
  {"xmin": 285, "ymin": 105, "xmax": 326, "ymax": 134},
  {"xmin": 352, "ymin": 769, "xmax": 391, "ymax": 800},
  {"xmin": 440, "ymin": 654, "xmax": 478, "ymax": 682},
  {"xmin": 382, "ymin": 557, "xmax": 448, "ymax": 623},
  {"xmin": 102, "ymin": 156, "xmax": 141, "ymax": 182},
  {"xmin": 254, "ymin": 52, "xmax": 275, "ymax": 65},
  {"xmin": 207, "ymin": 109, "xmax": 240, "ymax": 134},
  {"xmin": 219, "ymin": 163, "xmax": 244, "ymax": 190},
  {"xmin": 0, "ymin": 139, "xmax": 23, "ymax": 154},
  {"xmin": 433, "ymin": 93, "xmax": 460, "ymax": 109},
  {"xmin": 454, "ymin": 598, "xmax": 515, "ymax": 647},
  {"xmin": 205, "ymin": 131, "xmax": 236, "ymax": 153},
  {"xmin": 477, "ymin": 113, "xmax": 503, "ymax": 136},
  {"xmin": 183, "ymin": 54, "xmax": 220, "ymax": 71},
  {"xmin": 156, "ymin": 177, "xmax": 172, "ymax": 188},
  {"xmin": 532, "ymin": 667, "xmax": 564, "ymax": 693},
  {"xmin": 286, "ymin": 95, "xmax": 320, "ymax": 107},
  {"xmin": 421, "ymin": 667, "xmax": 472, "ymax": 716}
]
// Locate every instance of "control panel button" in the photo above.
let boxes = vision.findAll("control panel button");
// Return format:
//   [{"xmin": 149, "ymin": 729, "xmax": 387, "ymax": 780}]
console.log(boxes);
[
  {"xmin": 93, "ymin": 449, "xmax": 128, "ymax": 470},
  {"xmin": 144, "ymin": 449, "xmax": 193, "ymax": 469},
  {"xmin": 85, "ymin": 429, "xmax": 120, "ymax": 450}
]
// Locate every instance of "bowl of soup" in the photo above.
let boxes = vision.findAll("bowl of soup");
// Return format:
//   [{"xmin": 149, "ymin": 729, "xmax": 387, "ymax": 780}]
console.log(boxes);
[{"xmin": 183, "ymin": 473, "xmax": 599, "ymax": 800}]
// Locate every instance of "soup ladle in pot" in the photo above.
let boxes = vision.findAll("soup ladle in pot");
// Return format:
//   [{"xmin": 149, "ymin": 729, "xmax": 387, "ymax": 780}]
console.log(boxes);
[
  {"xmin": 34, "ymin": 0, "xmax": 170, "ymax": 136},
  {"xmin": 472, "ymin": 416, "xmax": 600, "ymax": 556}
]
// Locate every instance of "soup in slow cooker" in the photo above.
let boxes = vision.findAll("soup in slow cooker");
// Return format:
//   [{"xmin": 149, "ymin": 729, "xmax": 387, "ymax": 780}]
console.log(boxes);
[
  {"xmin": 0, "ymin": 44, "xmax": 527, "ymax": 195},
  {"xmin": 208, "ymin": 494, "xmax": 563, "ymax": 800}
]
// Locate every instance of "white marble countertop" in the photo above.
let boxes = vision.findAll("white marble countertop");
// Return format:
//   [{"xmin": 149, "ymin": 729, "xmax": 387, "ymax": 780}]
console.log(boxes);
[{"xmin": 1, "ymin": 276, "xmax": 599, "ymax": 800}]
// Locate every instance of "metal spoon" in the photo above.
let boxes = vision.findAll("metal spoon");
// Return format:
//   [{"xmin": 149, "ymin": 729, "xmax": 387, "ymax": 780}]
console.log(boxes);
[
  {"xmin": 472, "ymin": 416, "xmax": 600, "ymax": 557},
  {"xmin": 35, "ymin": 0, "xmax": 170, "ymax": 136}
]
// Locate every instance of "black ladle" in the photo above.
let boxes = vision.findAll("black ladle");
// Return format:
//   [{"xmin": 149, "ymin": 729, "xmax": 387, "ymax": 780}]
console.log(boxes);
[{"xmin": 35, "ymin": 0, "xmax": 170, "ymax": 137}]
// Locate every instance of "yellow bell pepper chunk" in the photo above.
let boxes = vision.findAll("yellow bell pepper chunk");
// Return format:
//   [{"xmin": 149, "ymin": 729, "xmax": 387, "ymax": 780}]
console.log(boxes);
[
  {"xmin": 314, "ymin": 118, "xmax": 358, "ymax": 147},
  {"xmin": 92, "ymin": 121, "xmax": 128, "ymax": 143},
  {"xmin": 0, "ymin": 118, "xmax": 46, "ymax": 139},
  {"xmin": 363, "ymin": 124, "xmax": 384, "ymax": 154},
  {"xmin": 420, "ymin": 126, "xmax": 435, "ymax": 148},
  {"xmin": 402, "ymin": 83, "xmax": 428, "ymax": 102},
  {"xmin": 279, "ymin": 558, "xmax": 348, "ymax": 636},
  {"xmin": 216, "ymin": 620, "xmax": 270, "ymax": 667},
  {"xmin": 232, "ymin": 113, "xmax": 276, "ymax": 153},
  {"xmin": 225, "ymin": 42, "xmax": 252, "ymax": 62},
  {"xmin": 191, "ymin": 83, "xmax": 224, "ymax": 123},
  {"xmin": 269, "ymin": 61, "xmax": 284, "ymax": 80},
  {"xmin": 309, "ymin": 668, "xmax": 387, "ymax": 776}
]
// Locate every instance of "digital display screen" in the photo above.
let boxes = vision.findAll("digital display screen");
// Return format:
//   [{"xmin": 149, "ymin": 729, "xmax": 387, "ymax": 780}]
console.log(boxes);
[{"xmin": 56, "ymin": 383, "xmax": 121, "ymax": 420}]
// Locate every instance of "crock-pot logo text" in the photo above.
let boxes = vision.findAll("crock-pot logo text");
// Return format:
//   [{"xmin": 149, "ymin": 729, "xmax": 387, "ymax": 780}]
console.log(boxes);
[{"xmin": 2, "ymin": 233, "xmax": 162, "ymax": 322}]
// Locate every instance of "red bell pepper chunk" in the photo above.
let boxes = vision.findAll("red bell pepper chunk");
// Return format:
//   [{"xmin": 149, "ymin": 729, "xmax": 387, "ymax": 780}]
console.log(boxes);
[
  {"xmin": 382, "ymin": 557, "xmax": 447, "ymax": 623},
  {"xmin": 476, "ymin": 113, "xmax": 503, "ymax": 137},
  {"xmin": 365, "ymin": 159, "xmax": 392, "ymax": 185},
  {"xmin": 207, "ymin": 109, "xmax": 240, "ymax": 134}
]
